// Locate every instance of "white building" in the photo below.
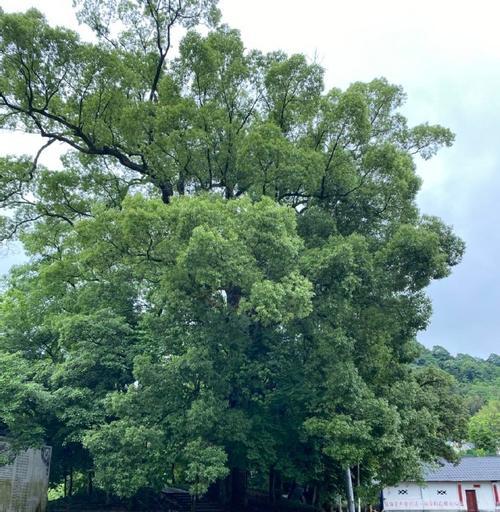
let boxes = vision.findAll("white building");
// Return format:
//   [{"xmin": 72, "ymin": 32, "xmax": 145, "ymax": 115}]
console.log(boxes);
[{"xmin": 383, "ymin": 457, "xmax": 500, "ymax": 512}]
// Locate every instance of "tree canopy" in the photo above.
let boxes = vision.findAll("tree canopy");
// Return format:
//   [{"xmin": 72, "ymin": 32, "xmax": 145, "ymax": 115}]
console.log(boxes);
[
  {"xmin": 468, "ymin": 400, "xmax": 500, "ymax": 454},
  {"xmin": 0, "ymin": 2, "xmax": 468, "ymax": 510},
  {"xmin": 416, "ymin": 345, "xmax": 500, "ymax": 409},
  {"xmin": 416, "ymin": 345, "xmax": 500, "ymax": 456}
]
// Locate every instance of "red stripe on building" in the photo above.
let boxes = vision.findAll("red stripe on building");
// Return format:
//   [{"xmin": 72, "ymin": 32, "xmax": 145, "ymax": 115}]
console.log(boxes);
[
  {"xmin": 458, "ymin": 483, "xmax": 463, "ymax": 504},
  {"xmin": 494, "ymin": 483, "xmax": 499, "ymax": 506}
]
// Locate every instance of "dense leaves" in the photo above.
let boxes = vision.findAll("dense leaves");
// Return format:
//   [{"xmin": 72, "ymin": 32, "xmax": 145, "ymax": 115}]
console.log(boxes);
[
  {"xmin": 416, "ymin": 345, "xmax": 500, "ymax": 412},
  {"xmin": 0, "ymin": 2, "xmax": 469, "ymax": 510},
  {"xmin": 468, "ymin": 401, "xmax": 500, "ymax": 454},
  {"xmin": 416, "ymin": 345, "xmax": 500, "ymax": 456}
]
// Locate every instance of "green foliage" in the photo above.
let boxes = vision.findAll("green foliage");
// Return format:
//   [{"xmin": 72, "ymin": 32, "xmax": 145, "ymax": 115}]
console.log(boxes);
[
  {"xmin": 0, "ymin": 1, "xmax": 469, "ymax": 509},
  {"xmin": 0, "ymin": 352, "xmax": 50, "ymax": 449},
  {"xmin": 467, "ymin": 401, "xmax": 500, "ymax": 454},
  {"xmin": 184, "ymin": 439, "xmax": 229, "ymax": 497},
  {"xmin": 415, "ymin": 344, "xmax": 499, "ymax": 455},
  {"xmin": 416, "ymin": 345, "xmax": 500, "ymax": 413},
  {"xmin": 84, "ymin": 422, "xmax": 169, "ymax": 497}
]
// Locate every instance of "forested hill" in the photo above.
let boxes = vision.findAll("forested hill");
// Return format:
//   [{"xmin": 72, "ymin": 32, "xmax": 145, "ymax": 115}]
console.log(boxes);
[
  {"xmin": 415, "ymin": 345, "xmax": 499, "ymax": 454},
  {"xmin": 415, "ymin": 345, "xmax": 499, "ymax": 406}
]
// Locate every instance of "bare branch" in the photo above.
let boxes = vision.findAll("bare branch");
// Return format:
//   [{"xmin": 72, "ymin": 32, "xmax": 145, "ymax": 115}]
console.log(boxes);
[{"xmin": 29, "ymin": 138, "xmax": 57, "ymax": 179}]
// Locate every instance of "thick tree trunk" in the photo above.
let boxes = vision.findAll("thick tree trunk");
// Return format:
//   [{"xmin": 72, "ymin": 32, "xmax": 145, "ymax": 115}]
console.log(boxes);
[
  {"xmin": 177, "ymin": 177, "xmax": 185, "ymax": 195},
  {"xmin": 230, "ymin": 467, "xmax": 247, "ymax": 510},
  {"xmin": 269, "ymin": 466, "xmax": 276, "ymax": 503},
  {"xmin": 207, "ymin": 478, "xmax": 225, "ymax": 504},
  {"xmin": 268, "ymin": 466, "xmax": 283, "ymax": 504},
  {"xmin": 226, "ymin": 286, "xmax": 241, "ymax": 308},
  {"xmin": 275, "ymin": 470, "xmax": 282, "ymax": 500},
  {"xmin": 313, "ymin": 484, "xmax": 319, "ymax": 506},
  {"xmin": 224, "ymin": 473, "xmax": 232, "ymax": 505},
  {"xmin": 306, "ymin": 484, "xmax": 318, "ymax": 506},
  {"xmin": 158, "ymin": 181, "xmax": 173, "ymax": 204}
]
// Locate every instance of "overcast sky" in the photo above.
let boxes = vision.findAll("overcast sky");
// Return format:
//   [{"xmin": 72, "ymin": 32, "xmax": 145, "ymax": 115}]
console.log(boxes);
[{"xmin": 0, "ymin": 0, "xmax": 499, "ymax": 357}]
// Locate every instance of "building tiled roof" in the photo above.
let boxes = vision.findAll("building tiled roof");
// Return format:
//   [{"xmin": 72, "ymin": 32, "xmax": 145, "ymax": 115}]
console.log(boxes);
[{"xmin": 423, "ymin": 456, "xmax": 500, "ymax": 482}]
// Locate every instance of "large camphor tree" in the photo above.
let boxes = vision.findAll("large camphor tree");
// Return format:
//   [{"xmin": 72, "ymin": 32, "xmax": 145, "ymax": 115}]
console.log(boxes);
[{"xmin": 0, "ymin": 1, "xmax": 467, "ymax": 509}]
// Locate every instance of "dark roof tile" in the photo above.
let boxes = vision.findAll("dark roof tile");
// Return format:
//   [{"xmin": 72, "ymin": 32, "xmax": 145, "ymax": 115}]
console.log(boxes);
[{"xmin": 423, "ymin": 456, "xmax": 500, "ymax": 482}]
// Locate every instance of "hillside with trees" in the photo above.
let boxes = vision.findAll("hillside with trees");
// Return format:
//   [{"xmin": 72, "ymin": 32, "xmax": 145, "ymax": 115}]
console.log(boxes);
[
  {"xmin": 0, "ymin": 1, "xmax": 481, "ymax": 510},
  {"xmin": 415, "ymin": 345, "xmax": 499, "ymax": 455}
]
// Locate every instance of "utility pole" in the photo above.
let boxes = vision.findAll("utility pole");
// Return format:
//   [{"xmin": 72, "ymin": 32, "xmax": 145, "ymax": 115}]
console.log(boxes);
[{"xmin": 345, "ymin": 467, "xmax": 355, "ymax": 512}]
